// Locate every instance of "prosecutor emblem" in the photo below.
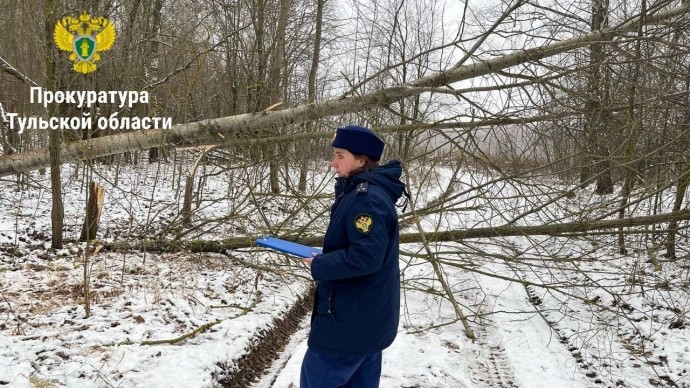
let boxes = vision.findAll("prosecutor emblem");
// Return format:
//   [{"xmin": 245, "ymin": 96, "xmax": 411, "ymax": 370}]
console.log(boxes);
[
  {"xmin": 355, "ymin": 214, "xmax": 373, "ymax": 234},
  {"xmin": 53, "ymin": 12, "xmax": 116, "ymax": 74}
]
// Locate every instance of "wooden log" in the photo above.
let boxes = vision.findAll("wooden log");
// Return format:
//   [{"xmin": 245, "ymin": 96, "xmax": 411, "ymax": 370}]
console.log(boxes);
[{"xmin": 102, "ymin": 209, "xmax": 690, "ymax": 253}]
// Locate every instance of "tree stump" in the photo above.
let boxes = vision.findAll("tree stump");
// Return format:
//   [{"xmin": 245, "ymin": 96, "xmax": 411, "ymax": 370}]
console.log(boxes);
[
  {"xmin": 80, "ymin": 181, "xmax": 105, "ymax": 241},
  {"xmin": 182, "ymin": 175, "xmax": 194, "ymax": 226}
]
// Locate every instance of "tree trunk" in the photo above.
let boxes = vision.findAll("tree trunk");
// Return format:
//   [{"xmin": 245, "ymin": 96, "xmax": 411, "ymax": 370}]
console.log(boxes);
[
  {"xmin": 1, "ymin": 100, "xmax": 19, "ymax": 156},
  {"xmin": 617, "ymin": 0, "xmax": 645, "ymax": 254},
  {"xmin": 265, "ymin": 0, "xmax": 290, "ymax": 194},
  {"xmin": 119, "ymin": 0, "xmax": 142, "ymax": 166},
  {"xmin": 104, "ymin": 209, "xmax": 690, "ymax": 253},
  {"xmin": 666, "ymin": 169, "xmax": 690, "ymax": 260},
  {"xmin": 583, "ymin": 0, "xmax": 614, "ymax": 195},
  {"xmin": 148, "ymin": 0, "xmax": 164, "ymax": 163},
  {"xmin": 299, "ymin": 0, "xmax": 324, "ymax": 192},
  {"xmin": 45, "ymin": 0, "xmax": 64, "ymax": 249},
  {"xmin": 2, "ymin": 106, "xmax": 23, "ymax": 187}
]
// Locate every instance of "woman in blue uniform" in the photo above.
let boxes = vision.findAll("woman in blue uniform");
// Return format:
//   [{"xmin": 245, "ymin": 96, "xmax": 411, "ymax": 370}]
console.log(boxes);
[{"xmin": 301, "ymin": 125, "xmax": 406, "ymax": 388}]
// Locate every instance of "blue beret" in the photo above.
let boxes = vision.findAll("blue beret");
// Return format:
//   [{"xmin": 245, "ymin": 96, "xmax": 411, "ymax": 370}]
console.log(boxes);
[{"xmin": 331, "ymin": 125, "xmax": 385, "ymax": 161}]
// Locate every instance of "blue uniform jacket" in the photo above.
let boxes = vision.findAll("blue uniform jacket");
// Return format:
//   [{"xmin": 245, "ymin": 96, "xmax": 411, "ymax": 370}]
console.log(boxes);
[{"xmin": 308, "ymin": 160, "xmax": 405, "ymax": 357}]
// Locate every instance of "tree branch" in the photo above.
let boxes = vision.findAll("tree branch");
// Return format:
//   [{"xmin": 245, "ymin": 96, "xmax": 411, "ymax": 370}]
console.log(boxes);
[{"xmin": 0, "ymin": 55, "xmax": 39, "ymax": 87}]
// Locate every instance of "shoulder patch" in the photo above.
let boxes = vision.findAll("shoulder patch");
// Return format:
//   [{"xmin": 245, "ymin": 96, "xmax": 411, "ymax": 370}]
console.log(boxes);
[
  {"xmin": 356, "ymin": 182, "xmax": 368, "ymax": 194},
  {"xmin": 354, "ymin": 213, "xmax": 373, "ymax": 234}
]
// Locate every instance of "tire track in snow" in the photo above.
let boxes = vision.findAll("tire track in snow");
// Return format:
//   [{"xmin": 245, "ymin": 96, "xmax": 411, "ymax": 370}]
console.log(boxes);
[
  {"xmin": 523, "ymin": 279, "xmax": 685, "ymax": 387},
  {"xmin": 475, "ymin": 341, "xmax": 519, "ymax": 388},
  {"xmin": 511, "ymin": 258, "xmax": 627, "ymax": 388},
  {"xmin": 471, "ymin": 317, "xmax": 519, "ymax": 388},
  {"xmin": 459, "ymin": 273, "xmax": 519, "ymax": 388}
]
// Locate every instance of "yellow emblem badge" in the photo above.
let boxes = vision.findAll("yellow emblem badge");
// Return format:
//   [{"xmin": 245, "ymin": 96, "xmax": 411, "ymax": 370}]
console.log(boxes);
[
  {"xmin": 354, "ymin": 214, "xmax": 373, "ymax": 234},
  {"xmin": 54, "ymin": 12, "xmax": 116, "ymax": 74}
]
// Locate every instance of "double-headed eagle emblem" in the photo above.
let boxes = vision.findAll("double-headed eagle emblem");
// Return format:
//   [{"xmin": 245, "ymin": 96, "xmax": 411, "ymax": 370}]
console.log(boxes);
[
  {"xmin": 53, "ymin": 12, "xmax": 116, "ymax": 74},
  {"xmin": 355, "ymin": 214, "xmax": 373, "ymax": 234}
]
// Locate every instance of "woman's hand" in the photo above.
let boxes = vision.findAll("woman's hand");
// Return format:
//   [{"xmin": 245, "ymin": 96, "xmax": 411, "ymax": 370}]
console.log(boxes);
[{"xmin": 302, "ymin": 252, "xmax": 318, "ymax": 268}]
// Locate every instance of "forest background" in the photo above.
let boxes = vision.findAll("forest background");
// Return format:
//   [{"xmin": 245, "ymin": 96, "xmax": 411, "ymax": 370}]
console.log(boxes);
[{"xmin": 1, "ymin": 0, "xmax": 690, "ymax": 387}]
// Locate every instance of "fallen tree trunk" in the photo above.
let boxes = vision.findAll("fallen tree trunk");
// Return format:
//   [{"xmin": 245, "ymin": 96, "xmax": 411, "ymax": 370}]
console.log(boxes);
[
  {"xmin": 103, "ymin": 209, "xmax": 690, "ymax": 253},
  {"xmin": 1, "ymin": 2, "xmax": 687, "ymax": 177}
]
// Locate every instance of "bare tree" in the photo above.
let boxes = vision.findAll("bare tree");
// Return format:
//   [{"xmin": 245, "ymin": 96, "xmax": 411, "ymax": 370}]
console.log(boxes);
[
  {"xmin": 44, "ymin": 0, "xmax": 65, "ymax": 249},
  {"xmin": 298, "ymin": 0, "xmax": 325, "ymax": 192},
  {"xmin": 581, "ymin": 0, "xmax": 614, "ymax": 194},
  {"xmin": 148, "ymin": 0, "xmax": 165, "ymax": 163}
]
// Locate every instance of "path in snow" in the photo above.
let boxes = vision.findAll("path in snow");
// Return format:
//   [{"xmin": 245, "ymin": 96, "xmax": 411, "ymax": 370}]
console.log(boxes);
[
  {"xmin": 252, "ymin": 259, "xmax": 592, "ymax": 388},
  {"xmin": 471, "ymin": 261, "xmax": 592, "ymax": 388},
  {"xmin": 519, "ymin": 268, "xmax": 685, "ymax": 388}
]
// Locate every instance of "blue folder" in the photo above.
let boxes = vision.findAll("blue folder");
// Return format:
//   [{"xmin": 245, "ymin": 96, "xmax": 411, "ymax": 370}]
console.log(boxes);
[{"xmin": 255, "ymin": 236, "xmax": 322, "ymax": 258}]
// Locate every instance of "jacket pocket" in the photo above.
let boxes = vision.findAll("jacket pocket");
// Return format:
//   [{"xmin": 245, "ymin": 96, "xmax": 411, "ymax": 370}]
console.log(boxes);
[
  {"xmin": 330, "ymin": 286, "xmax": 361, "ymax": 321},
  {"xmin": 316, "ymin": 284, "xmax": 334, "ymax": 317}
]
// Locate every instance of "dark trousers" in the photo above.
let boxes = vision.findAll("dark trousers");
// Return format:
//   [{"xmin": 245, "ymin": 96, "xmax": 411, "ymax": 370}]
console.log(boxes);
[{"xmin": 300, "ymin": 347, "xmax": 382, "ymax": 388}]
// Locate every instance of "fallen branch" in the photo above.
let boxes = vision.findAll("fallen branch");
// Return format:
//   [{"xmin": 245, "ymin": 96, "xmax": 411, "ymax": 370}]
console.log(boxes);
[
  {"xmin": 140, "ymin": 319, "xmax": 222, "ymax": 346},
  {"xmin": 100, "ymin": 291, "xmax": 262, "ymax": 347}
]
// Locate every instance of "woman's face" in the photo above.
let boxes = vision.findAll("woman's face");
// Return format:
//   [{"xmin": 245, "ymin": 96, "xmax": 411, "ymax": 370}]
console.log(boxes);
[{"xmin": 330, "ymin": 148, "xmax": 364, "ymax": 178}]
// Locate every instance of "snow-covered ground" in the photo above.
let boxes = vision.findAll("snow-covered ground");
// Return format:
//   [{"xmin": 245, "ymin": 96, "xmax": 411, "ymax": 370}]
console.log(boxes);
[{"xmin": 1, "ymin": 160, "xmax": 688, "ymax": 387}]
